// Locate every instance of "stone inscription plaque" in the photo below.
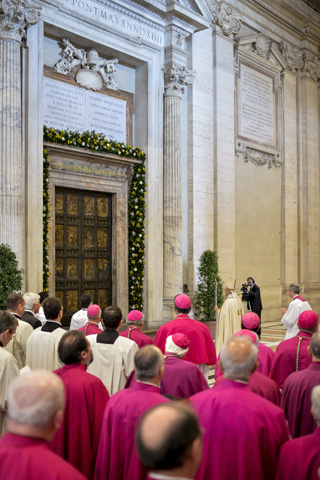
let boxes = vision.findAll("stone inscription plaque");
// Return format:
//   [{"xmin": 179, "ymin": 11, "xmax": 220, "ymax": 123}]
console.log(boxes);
[
  {"xmin": 238, "ymin": 64, "xmax": 276, "ymax": 147},
  {"xmin": 44, "ymin": 77, "xmax": 127, "ymax": 143}
]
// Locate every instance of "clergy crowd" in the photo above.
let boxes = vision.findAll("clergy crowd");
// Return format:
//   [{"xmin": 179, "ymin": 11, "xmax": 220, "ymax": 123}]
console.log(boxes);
[{"xmin": 0, "ymin": 289, "xmax": 320, "ymax": 479}]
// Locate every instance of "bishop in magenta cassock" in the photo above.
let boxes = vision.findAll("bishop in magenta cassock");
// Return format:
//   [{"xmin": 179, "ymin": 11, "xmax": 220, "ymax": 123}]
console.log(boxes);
[
  {"xmin": 94, "ymin": 345, "xmax": 170, "ymax": 480},
  {"xmin": 119, "ymin": 309, "xmax": 153, "ymax": 348},
  {"xmin": 281, "ymin": 330, "xmax": 320, "ymax": 438},
  {"xmin": 214, "ymin": 330, "xmax": 280, "ymax": 405},
  {"xmin": 276, "ymin": 385, "xmax": 320, "ymax": 480},
  {"xmin": 270, "ymin": 310, "xmax": 319, "ymax": 389},
  {"xmin": 154, "ymin": 294, "xmax": 216, "ymax": 378},
  {"xmin": 125, "ymin": 333, "xmax": 209, "ymax": 398},
  {"xmin": 78, "ymin": 304, "xmax": 103, "ymax": 336},
  {"xmin": 0, "ymin": 370, "xmax": 86, "ymax": 480},
  {"xmin": 51, "ymin": 331, "xmax": 110, "ymax": 480},
  {"xmin": 215, "ymin": 321, "xmax": 274, "ymax": 379},
  {"xmin": 191, "ymin": 336, "xmax": 289, "ymax": 480}
]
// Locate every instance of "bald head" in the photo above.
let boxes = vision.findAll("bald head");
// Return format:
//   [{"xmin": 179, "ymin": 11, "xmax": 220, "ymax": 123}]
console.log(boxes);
[
  {"xmin": 136, "ymin": 402, "xmax": 202, "ymax": 474},
  {"xmin": 8, "ymin": 370, "xmax": 65, "ymax": 429},
  {"xmin": 134, "ymin": 345, "xmax": 164, "ymax": 382},
  {"xmin": 220, "ymin": 336, "xmax": 258, "ymax": 382}
]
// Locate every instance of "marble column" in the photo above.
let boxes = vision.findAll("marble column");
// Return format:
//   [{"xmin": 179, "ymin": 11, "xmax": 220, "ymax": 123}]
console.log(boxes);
[
  {"xmin": 0, "ymin": 0, "xmax": 40, "ymax": 271},
  {"xmin": 163, "ymin": 63, "xmax": 194, "ymax": 300}
]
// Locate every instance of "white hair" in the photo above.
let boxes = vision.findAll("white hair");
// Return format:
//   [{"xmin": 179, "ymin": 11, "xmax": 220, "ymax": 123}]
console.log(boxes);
[
  {"xmin": 23, "ymin": 292, "xmax": 40, "ymax": 311},
  {"xmin": 312, "ymin": 386, "xmax": 320, "ymax": 423},
  {"xmin": 165, "ymin": 335, "xmax": 189, "ymax": 358},
  {"xmin": 220, "ymin": 337, "xmax": 258, "ymax": 381},
  {"xmin": 8, "ymin": 370, "xmax": 65, "ymax": 429}
]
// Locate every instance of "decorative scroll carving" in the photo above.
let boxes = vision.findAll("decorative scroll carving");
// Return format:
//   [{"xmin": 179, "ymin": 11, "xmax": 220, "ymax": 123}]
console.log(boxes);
[
  {"xmin": 279, "ymin": 42, "xmax": 304, "ymax": 72},
  {"xmin": 54, "ymin": 39, "xmax": 119, "ymax": 91},
  {"xmin": 236, "ymin": 148, "xmax": 282, "ymax": 169},
  {"xmin": 207, "ymin": 0, "xmax": 242, "ymax": 37},
  {"xmin": 206, "ymin": 0, "xmax": 222, "ymax": 15},
  {"xmin": 163, "ymin": 62, "xmax": 195, "ymax": 98},
  {"xmin": 301, "ymin": 52, "xmax": 320, "ymax": 82},
  {"xmin": 0, "ymin": 0, "xmax": 40, "ymax": 41},
  {"xmin": 216, "ymin": 6, "xmax": 242, "ymax": 37},
  {"xmin": 253, "ymin": 34, "xmax": 271, "ymax": 60}
]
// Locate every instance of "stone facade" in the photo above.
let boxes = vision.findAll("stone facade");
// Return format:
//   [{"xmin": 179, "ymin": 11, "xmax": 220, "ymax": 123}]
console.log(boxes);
[{"xmin": 1, "ymin": 0, "xmax": 320, "ymax": 326}]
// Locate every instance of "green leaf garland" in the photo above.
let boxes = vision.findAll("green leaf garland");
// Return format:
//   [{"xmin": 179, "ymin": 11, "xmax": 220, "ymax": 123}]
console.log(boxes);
[{"xmin": 43, "ymin": 126, "xmax": 146, "ymax": 309}]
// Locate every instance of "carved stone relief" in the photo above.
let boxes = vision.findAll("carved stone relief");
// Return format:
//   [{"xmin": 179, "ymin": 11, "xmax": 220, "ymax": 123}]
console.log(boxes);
[
  {"xmin": 253, "ymin": 34, "xmax": 271, "ymax": 60},
  {"xmin": 301, "ymin": 52, "xmax": 320, "ymax": 82},
  {"xmin": 278, "ymin": 42, "xmax": 304, "ymax": 72},
  {"xmin": 54, "ymin": 39, "xmax": 119, "ymax": 91},
  {"xmin": 207, "ymin": 0, "xmax": 242, "ymax": 37},
  {"xmin": 236, "ymin": 148, "xmax": 282, "ymax": 169}
]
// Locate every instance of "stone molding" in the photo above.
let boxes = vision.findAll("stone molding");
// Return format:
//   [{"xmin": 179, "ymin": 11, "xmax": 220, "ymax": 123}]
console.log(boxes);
[
  {"xmin": 207, "ymin": 0, "xmax": 242, "ymax": 37},
  {"xmin": 54, "ymin": 38, "xmax": 119, "ymax": 91},
  {"xmin": 236, "ymin": 148, "xmax": 282, "ymax": 168},
  {"xmin": 163, "ymin": 62, "xmax": 195, "ymax": 97},
  {"xmin": 0, "ymin": 0, "xmax": 40, "ymax": 41}
]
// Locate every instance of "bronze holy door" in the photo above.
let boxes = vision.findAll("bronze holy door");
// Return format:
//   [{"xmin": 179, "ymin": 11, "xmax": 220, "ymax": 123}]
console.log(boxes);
[{"xmin": 55, "ymin": 188, "xmax": 112, "ymax": 326}]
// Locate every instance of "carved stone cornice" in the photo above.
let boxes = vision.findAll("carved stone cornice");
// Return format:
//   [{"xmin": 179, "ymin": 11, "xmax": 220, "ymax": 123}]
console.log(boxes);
[
  {"xmin": 279, "ymin": 42, "xmax": 304, "ymax": 72},
  {"xmin": 207, "ymin": 0, "xmax": 242, "ymax": 37},
  {"xmin": 0, "ymin": 0, "xmax": 40, "ymax": 41},
  {"xmin": 236, "ymin": 148, "xmax": 282, "ymax": 168},
  {"xmin": 163, "ymin": 62, "xmax": 195, "ymax": 98}
]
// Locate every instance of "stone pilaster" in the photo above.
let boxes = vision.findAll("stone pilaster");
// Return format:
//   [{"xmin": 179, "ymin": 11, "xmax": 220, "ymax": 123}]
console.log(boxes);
[
  {"xmin": 213, "ymin": 30, "xmax": 236, "ymax": 283},
  {"xmin": 163, "ymin": 63, "xmax": 194, "ymax": 300},
  {"xmin": 0, "ymin": 0, "xmax": 40, "ymax": 270}
]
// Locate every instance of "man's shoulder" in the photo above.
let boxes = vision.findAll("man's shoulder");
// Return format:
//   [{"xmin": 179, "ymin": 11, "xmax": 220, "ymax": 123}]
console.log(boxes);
[
  {"xmin": 115, "ymin": 335, "xmax": 138, "ymax": 348},
  {"xmin": 17, "ymin": 319, "xmax": 33, "ymax": 333},
  {"xmin": 0, "ymin": 347, "xmax": 16, "ymax": 363}
]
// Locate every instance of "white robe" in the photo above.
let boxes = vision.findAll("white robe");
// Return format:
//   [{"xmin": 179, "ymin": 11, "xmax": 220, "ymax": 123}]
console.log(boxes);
[
  {"xmin": 281, "ymin": 296, "xmax": 312, "ymax": 339},
  {"xmin": 87, "ymin": 335, "xmax": 138, "ymax": 395},
  {"xmin": 0, "ymin": 348, "xmax": 20, "ymax": 436},
  {"xmin": 215, "ymin": 292, "xmax": 243, "ymax": 355},
  {"xmin": 69, "ymin": 309, "xmax": 88, "ymax": 330},
  {"xmin": 35, "ymin": 306, "xmax": 47, "ymax": 325},
  {"xmin": 26, "ymin": 327, "xmax": 65, "ymax": 371},
  {"xmin": 4, "ymin": 319, "xmax": 33, "ymax": 369}
]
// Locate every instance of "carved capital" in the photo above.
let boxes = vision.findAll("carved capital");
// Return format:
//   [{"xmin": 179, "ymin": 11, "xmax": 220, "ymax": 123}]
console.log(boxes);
[
  {"xmin": 301, "ymin": 52, "xmax": 320, "ymax": 82},
  {"xmin": 163, "ymin": 62, "xmax": 195, "ymax": 98},
  {"xmin": 279, "ymin": 42, "xmax": 304, "ymax": 73},
  {"xmin": 236, "ymin": 148, "xmax": 282, "ymax": 169},
  {"xmin": 0, "ymin": 0, "xmax": 40, "ymax": 41}
]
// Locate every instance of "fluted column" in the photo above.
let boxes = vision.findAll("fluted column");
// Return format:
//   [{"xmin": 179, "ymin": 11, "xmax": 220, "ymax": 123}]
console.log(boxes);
[
  {"xmin": 0, "ymin": 0, "xmax": 39, "ymax": 268},
  {"xmin": 163, "ymin": 63, "xmax": 194, "ymax": 298}
]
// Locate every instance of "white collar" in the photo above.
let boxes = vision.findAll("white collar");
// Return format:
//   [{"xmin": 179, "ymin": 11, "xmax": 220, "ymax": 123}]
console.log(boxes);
[
  {"xmin": 149, "ymin": 474, "xmax": 193, "ymax": 480},
  {"xmin": 136, "ymin": 380, "xmax": 160, "ymax": 389}
]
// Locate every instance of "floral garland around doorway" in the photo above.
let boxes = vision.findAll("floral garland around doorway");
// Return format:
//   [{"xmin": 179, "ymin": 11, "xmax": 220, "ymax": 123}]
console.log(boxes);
[{"xmin": 43, "ymin": 126, "xmax": 146, "ymax": 309}]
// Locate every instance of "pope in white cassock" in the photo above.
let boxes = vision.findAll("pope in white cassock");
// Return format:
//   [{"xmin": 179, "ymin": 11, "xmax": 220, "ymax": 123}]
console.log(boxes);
[{"xmin": 215, "ymin": 278, "xmax": 243, "ymax": 355}]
